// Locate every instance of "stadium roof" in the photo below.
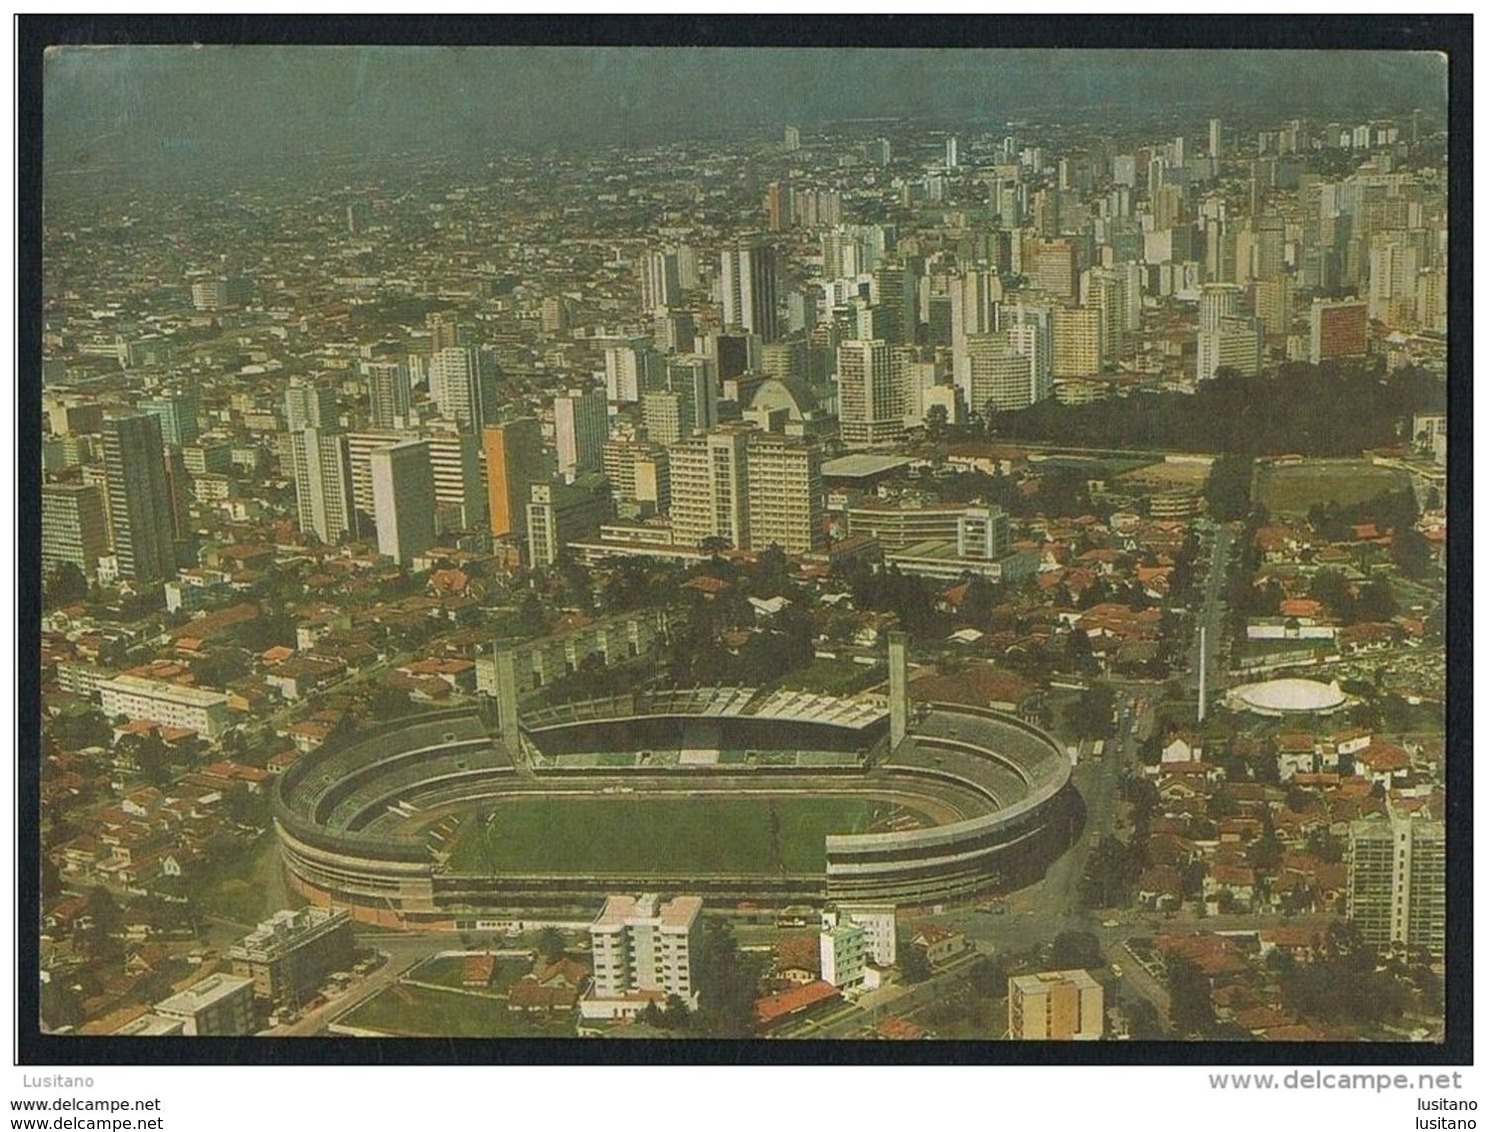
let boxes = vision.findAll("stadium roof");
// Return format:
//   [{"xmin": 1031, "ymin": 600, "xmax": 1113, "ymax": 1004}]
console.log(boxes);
[{"xmin": 1229, "ymin": 678, "xmax": 1348, "ymax": 715}]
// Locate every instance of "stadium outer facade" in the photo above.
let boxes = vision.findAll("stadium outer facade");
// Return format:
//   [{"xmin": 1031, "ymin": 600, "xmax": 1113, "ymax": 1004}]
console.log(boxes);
[{"xmin": 274, "ymin": 634, "xmax": 1079, "ymax": 929}]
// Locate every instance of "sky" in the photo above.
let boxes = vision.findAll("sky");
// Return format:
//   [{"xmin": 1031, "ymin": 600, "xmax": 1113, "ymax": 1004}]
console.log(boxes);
[{"xmin": 41, "ymin": 47, "xmax": 1449, "ymax": 178}]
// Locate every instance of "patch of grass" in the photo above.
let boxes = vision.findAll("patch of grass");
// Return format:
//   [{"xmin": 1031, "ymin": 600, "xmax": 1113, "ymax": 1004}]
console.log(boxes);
[
  {"xmin": 780, "ymin": 658, "xmax": 887, "ymax": 696},
  {"xmin": 339, "ymin": 983, "xmax": 572, "ymax": 1038},
  {"xmin": 444, "ymin": 795, "xmax": 918, "ymax": 876},
  {"xmin": 1254, "ymin": 461, "xmax": 1411, "ymax": 517}
]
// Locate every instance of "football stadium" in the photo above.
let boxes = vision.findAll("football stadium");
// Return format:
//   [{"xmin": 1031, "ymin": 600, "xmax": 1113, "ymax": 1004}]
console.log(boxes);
[{"xmin": 273, "ymin": 637, "xmax": 1080, "ymax": 928}]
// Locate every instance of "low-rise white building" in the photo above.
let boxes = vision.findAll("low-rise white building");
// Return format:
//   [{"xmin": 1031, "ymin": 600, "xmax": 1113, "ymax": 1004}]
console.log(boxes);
[
  {"xmin": 98, "ymin": 675, "xmax": 232, "ymax": 740},
  {"xmin": 153, "ymin": 973, "xmax": 255, "ymax": 1035}
]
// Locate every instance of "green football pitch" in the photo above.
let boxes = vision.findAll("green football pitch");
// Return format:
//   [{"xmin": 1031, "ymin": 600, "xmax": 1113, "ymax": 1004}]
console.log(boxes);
[{"xmin": 442, "ymin": 794, "xmax": 921, "ymax": 876}]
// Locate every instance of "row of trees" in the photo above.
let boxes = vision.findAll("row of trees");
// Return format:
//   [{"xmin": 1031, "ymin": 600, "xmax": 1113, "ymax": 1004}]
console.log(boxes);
[{"xmin": 992, "ymin": 365, "xmax": 1442, "ymax": 459}]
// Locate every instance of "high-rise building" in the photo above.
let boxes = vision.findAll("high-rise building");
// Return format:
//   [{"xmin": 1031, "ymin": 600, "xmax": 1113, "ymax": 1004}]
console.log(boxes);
[
  {"xmin": 1209, "ymin": 117, "xmax": 1224, "ymax": 161},
  {"xmin": 668, "ymin": 426, "xmax": 822, "ymax": 554},
  {"xmin": 152, "ymin": 974, "xmax": 255, "ymax": 1036},
  {"xmin": 1310, "ymin": 299, "xmax": 1369, "ymax": 363},
  {"xmin": 284, "ymin": 377, "xmax": 338, "ymax": 432},
  {"xmin": 604, "ymin": 340, "xmax": 657, "ymax": 404},
  {"xmin": 526, "ymin": 475, "xmax": 613, "ymax": 569},
  {"xmin": 1003, "ymin": 303, "xmax": 1054, "ymax": 401},
  {"xmin": 819, "ymin": 915, "xmax": 870, "ymax": 989},
  {"xmin": 962, "ymin": 334, "xmax": 1034, "ymax": 416},
  {"xmin": 349, "ymin": 429, "xmax": 484, "ymax": 533},
  {"xmin": 602, "ymin": 437, "xmax": 671, "ymax": 517},
  {"xmin": 1030, "ymin": 239, "xmax": 1078, "ymax": 299},
  {"xmin": 289, "ymin": 428, "xmax": 357, "ymax": 544},
  {"xmin": 553, "ymin": 386, "xmax": 609, "ymax": 480},
  {"xmin": 1197, "ymin": 317, "xmax": 1265, "ymax": 382},
  {"xmin": 784, "ymin": 125, "xmax": 801, "ymax": 152},
  {"xmin": 370, "ymin": 439, "xmax": 437, "ymax": 566},
  {"xmin": 1348, "ymin": 817, "xmax": 1445, "ymax": 959},
  {"xmin": 1198, "ymin": 283, "xmax": 1245, "ymax": 332},
  {"xmin": 836, "ymin": 339, "xmax": 904, "ymax": 448},
  {"xmin": 944, "ymin": 136, "xmax": 960, "ymax": 168},
  {"xmin": 1253, "ymin": 276, "xmax": 1294, "ymax": 338},
  {"xmin": 719, "ymin": 240, "xmax": 780, "ymax": 342},
  {"xmin": 639, "ymin": 250, "xmax": 680, "ymax": 314},
  {"xmin": 1009, "ymin": 970, "xmax": 1105, "ymax": 1040},
  {"xmin": 483, "ymin": 419, "xmax": 546, "ymax": 541},
  {"xmin": 41, "ymin": 483, "xmax": 109, "ymax": 580},
  {"xmin": 428, "ymin": 347, "xmax": 497, "ymax": 431},
  {"xmin": 586, "ymin": 894, "xmax": 702, "ymax": 1017},
  {"xmin": 642, "ymin": 390, "xmax": 695, "ymax": 447},
  {"xmin": 1051, "ymin": 306, "xmax": 1103, "ymax": 378},
  {"xmin": 364, "ymin": 360, "xmax": 412, "ymax": 430},
  {"xmin": 1086, "ymin": 269, "xmax": 1129, "ymax": 363},
  {"xmin": 101, "ymin": 414, "xmax": 177, "ymax": 584},
  {"xmin": 137, "ymin": 388, "xmax": 201, "ymax": 449}
]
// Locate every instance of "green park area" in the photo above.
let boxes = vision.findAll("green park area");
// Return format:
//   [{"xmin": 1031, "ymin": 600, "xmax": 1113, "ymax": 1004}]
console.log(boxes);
[
  {"xmin": 1253, "ymin": 460, "xmax": 1412, "ymax": 516},
  {"xmin": 443, "ymin": 794, "xmax": 912, "ymax": 876},
  {"xmin": 338, "ymin": 982, "xmax": 573, "ymax": 1038}
]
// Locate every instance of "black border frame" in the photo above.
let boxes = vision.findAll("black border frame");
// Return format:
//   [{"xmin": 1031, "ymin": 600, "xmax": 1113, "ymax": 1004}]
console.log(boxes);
[{"xmin": 15, "ymin": 13, "xmax": 1472, "ymax": 1068}]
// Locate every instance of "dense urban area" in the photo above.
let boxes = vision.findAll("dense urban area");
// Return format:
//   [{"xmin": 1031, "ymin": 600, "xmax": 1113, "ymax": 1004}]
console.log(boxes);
[{"xmin": 38, "ymin": 71, "xmax": 1448, "ymax": 1044}]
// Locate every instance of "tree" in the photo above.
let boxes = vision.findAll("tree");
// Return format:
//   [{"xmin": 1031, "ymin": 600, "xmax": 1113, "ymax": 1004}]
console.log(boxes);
[
  {"xmin": 1050, "ymin": 930, "xmax": 1104, "ymax": 971},
  {"xmin": 966, "ymin": 954, "xmax": 1009, "ymax": 998},
  {"xmin": 44, "ymin": 561, "xmax": 89, "ymax": 609},
  {"xmin": 692, "ymin": 918, "xmax": 763, "ymax": 1038},
  {"xmin": 536, "ymin": 927, "xmax": 566, "ymax": 963},
  {"xmin": 925, "ymin": 403, "xmax": 949, "ymax": 442},
  {"xmin": 1391, "ymin": 526, "xmax": 1432, "ymax": 580},
  {"xmin": 1124, "ymin": 996, "xmax": 1163, "ymax": 1039},
  {"xmin": 899, "ymin": 940, "xmax": 932, "ymax": 984},
  {"xmin": 1166, "ymin": 955, "xmax": 1216, "ymax": 1038}
]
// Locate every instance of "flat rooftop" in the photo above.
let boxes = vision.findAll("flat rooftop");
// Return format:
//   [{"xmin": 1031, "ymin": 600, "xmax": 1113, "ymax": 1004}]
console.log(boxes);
[{"xmin": 821, "ymin": 454, "xmax": 912, "ymax": 480}]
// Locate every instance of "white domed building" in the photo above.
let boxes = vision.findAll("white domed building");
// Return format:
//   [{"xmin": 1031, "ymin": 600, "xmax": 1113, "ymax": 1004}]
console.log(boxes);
[{"xmin": 1225, "ymin": 677, "xmax": 1350, "ymax": 718}]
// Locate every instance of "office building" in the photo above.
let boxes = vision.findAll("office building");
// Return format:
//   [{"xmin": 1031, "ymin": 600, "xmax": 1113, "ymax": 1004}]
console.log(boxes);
[
  {"xmin": 97, "ymin": 674, "xmax": 231, "ymax": 740},
  {"xmin": 784, "ymin": 125, "xmax": 801, "ymax": 152},
  {"xmin": 190, "ymin": 275, "xmax": 251, "ymax": 311},
  {"xmin": 1198, "ymin": 283, "xmax": 1245, "ymax": 332},
  {"xmin": 289, "ymin": 428, "xmax": 357, "ymax": 544},
  {"xmin": 553, "ymin": 386, "xmax": 608, "ymax": 480},
  {"xmin": 604, "ymin": 340, "xmax": 657, "ymax": 404},
  {"xmin": 1009, "ymin": 970, "xmax": 1105, "ymax": 1040},
  {"xmin": 639, "ymin": 250, "xmax": 680, "ymax": 314},
  {"xmin": 1052, "ymin": 306, "xmax": 1103, "ymax": 378},
  {"xmin": 1253, "ymin": 276, "xmax": 1294, "ymax": 338},
  {"xmin": 137, "ymin": 388, "xmax": 201, "ymax": 449},
  {"xmin": 284, "ymin": 377, "xmax": 338, "ymax": 432},
  {"xmin": 1310, "ymin": 299, "xmax": 1369, "ymax": 363},
  {"xmin": 229, "ymin": 908, "xmax": 355, "ymax": 1008},
  {"xmin": 101, "ymin": 414, "xmax": 177, "ymax": 584},
  {"xmin": 483, "ymin": 419, "xmax": 546, "ymax": 541},
  {"xmin": 668, "ymin": 427, "xmax": 822, "ymax": 554},
  {"xmin": 602, "ymin": 437, "xmax": 671, "ymax": 516},
  {"xmin": 349, "ymin": 430, "xmax": 484, "ymax": 533},
  {"xmin": 1197, "ymin": 317, "xmax": 1265, "ymax": 382},
  {"xmin": 429, "ymin": 346, "xmax": 498, "ymax": 431},
  {"xmin": 153, "ymin": 974, "xmax": 255, "ymax": 1036},
  {"xmin": 364, "ymin": 360, "xmax": 412, "ymax": 430},
  {"xmin": 371, "ymin": 440, "xmax": 438, "ymax": 566},
  {"xmin": 836, "ymin": 339, "xmax": 904, "ymax": 448},
  {"xmin": 41, "ymin": 483, "xmax": 109, "ymax": 580},
  {"xmin": 1348, "ymin": 817, "xmax": 1446, "ymax": 959},
  {"xmin": 719, "ymin": 240, "xmax": 780, "ymax": 342},
  {"xmin": 585, "ymin": 894, "xmax": 702, "ymax": 1018},
  {"xmin": 1085, "ymin": 269, "xmax": 1129, "ymax": 363},
  {"xmin": 1209, "ymin": 117, "xmax": 1223, "ymax": 160},
  {"xmin": 526, "ymin": 475, "xmax": 613, "ymax": 569}
]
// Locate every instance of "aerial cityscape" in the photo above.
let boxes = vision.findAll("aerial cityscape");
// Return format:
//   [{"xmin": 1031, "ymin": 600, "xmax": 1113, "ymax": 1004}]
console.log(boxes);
[{"xmin": 35, "ymin": 46, "xmax": 1449, "ymax": 1045}]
